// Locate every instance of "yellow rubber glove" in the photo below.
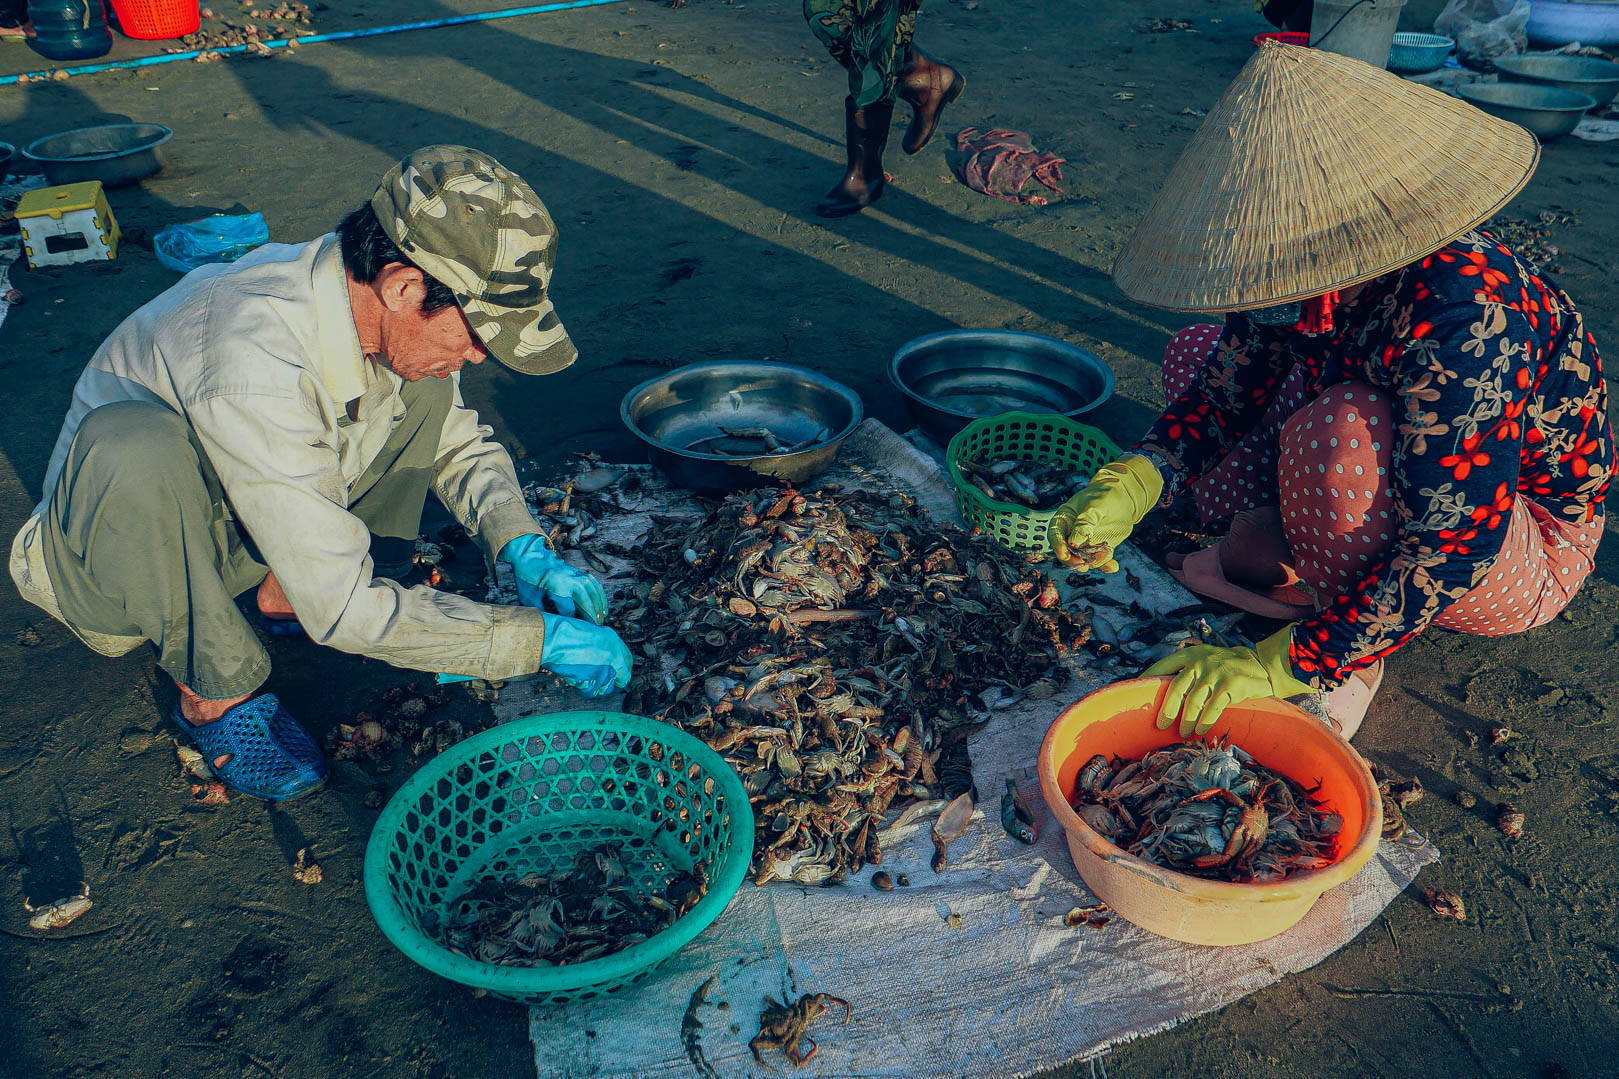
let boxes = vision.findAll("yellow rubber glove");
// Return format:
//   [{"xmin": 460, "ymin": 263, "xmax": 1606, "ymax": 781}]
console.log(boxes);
[
  {"xmin": 1142, "ymin": 624, "xmax": 1314, "ymax": 736},
  {"xmin": 1047, "ymin": 454, "xmax": 1164, "ymax": 572}
]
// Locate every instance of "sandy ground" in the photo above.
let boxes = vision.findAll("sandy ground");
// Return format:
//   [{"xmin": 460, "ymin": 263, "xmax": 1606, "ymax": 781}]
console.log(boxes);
[{"xmin": 2, "ymin": 0, "xmax": 1618, "ymax": 1076}]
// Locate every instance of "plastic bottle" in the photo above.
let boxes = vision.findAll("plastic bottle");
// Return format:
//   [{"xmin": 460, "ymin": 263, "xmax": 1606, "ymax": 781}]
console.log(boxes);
[{"xmin": 25, "ymin": 0, "xmax": 113, "ymax": 61}]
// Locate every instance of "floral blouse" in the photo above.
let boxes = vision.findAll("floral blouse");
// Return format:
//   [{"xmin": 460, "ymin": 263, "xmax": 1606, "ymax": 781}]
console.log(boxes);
[{"xmin": 1135, "ymin": 231, "xmax": 1612, "ymax": 687}]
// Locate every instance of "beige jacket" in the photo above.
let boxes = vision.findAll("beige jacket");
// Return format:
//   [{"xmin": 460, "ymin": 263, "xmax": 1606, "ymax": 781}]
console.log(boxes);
[{"xmin": 10, "ymin": 235, "xmax": 549, "ymax": 680}]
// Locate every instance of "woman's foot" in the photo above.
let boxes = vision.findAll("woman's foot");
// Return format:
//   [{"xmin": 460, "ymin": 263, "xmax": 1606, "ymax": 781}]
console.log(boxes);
[
  {"xmin": 897, "ymin": 46, "xmax": 965, "ymax": 155},
  {"xmin": 1165, "ymin": 506, "xmax": 1299, "ymax": 587},
  {"xmin": 1322, "ymin": 660, "xmax": 1384, "ymax": 740},
  {"xmin": 1166, "ymin": 507, "xmax": 1317, "ymax": 618},
  {"xmin": 816, "ymin": 97, "xmax": 893, "ymax": 217}
]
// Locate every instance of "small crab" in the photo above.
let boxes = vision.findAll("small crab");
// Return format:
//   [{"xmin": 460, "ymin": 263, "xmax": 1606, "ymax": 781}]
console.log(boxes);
[
  {"xmin": 1422, "ymin": 886, "xmax": 1466, "ymax": 921},
  {"xmin": 291, "ymin": 848, "xmax": 323, "ymax": 886},
  {"xmin": 1181, "ymin": 782, "xmax": 1274, "ymax": 870},
  {"xmin": 412, "ymin": 539, "xmax": 446, "ymax": 568},
  {"xmin": 1063, "ymin": 903, "xmax": 1112, "ymax": 929},
  {"xmin": 749, "ymin": 991, "xmax": 852, "ymax": 1068},
  {"xmin": 25, "ymin": 883, "xmax": 92, "ymax": 931},
  {"xmin": 191, "ymin": 781, "xmax": 230, "ymax": 805}
]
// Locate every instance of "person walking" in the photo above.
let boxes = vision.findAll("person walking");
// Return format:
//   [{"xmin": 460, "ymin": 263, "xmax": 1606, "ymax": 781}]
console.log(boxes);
[{"xmin": 803, "ymin": 0, "xmax": 965, "ymax": 216}]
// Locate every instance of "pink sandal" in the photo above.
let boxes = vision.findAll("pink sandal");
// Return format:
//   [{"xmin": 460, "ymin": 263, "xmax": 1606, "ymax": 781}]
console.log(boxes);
[{"xmin": 1167, "ymin": 545, "xmax": 1316, "ymax": 620}]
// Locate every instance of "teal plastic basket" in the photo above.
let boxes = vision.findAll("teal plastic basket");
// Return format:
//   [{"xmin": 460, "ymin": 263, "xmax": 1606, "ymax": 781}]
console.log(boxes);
[
  {"xmin": 363, "ymin": 711, "xmax": 754, "ymax": 1005},
  {"xmin": 946, "ymin": 411, "xmax": 1121, "ymax": 555}
]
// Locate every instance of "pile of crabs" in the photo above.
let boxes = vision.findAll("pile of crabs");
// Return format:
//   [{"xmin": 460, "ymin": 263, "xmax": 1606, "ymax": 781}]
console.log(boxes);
[
  {"xmin": 609, "ymin": 484, "xmax": 1089, "ymax": 887},
  {"xmin": 1068, "ymin": 737, "xmax": 1343, "ymax": 883}
]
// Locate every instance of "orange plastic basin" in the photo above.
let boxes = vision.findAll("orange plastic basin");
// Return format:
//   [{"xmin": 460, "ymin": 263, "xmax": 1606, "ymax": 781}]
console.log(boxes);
[{"xmin": 1037, "ymin": 678, "xmax": 1382, "ymax": 946}]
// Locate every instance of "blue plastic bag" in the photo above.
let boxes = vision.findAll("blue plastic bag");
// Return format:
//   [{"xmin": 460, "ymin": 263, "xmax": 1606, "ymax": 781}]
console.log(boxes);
[{"xmin": 153, "ymin": 213, "xmax": 270, "ymax": 273}]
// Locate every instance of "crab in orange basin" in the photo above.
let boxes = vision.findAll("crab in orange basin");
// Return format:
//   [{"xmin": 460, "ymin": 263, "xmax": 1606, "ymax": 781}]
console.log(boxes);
[{"xmin": 1182, "ymin": 781, "xmax": 1276, "ymax": 871}]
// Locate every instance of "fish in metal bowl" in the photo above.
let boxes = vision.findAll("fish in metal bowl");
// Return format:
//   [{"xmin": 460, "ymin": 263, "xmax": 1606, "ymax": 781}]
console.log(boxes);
[{"xmin": 620, "ymin": 360, "xmax": 863, "ymax": 491}]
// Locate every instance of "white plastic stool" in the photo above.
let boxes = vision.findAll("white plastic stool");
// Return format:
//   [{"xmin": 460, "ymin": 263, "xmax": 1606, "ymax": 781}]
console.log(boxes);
[{"xmin": 17, "ymin": 181, "xmax": 121, "ymax": 268}]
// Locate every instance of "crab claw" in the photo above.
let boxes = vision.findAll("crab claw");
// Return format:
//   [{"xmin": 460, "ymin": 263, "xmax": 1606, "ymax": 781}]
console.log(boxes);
[{"xmin": 822, "ymin": 993, "xmax": 853, "ymax": 1024}]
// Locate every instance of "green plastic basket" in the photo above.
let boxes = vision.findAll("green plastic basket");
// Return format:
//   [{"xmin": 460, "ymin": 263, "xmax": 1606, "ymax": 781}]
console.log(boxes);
[
  {"xmin": 946, "ymin": 411, "xmax": 1121, "ymax": 554},
  {"xmin": 362, "ymin": 711, "xmax": 754, "ymax": 1005}
]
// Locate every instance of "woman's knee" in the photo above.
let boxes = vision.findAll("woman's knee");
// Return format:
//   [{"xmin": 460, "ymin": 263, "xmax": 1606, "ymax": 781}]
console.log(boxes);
[
  {"xmin": 1280, "ymin": 382, "xmax": 1394, "ymax": 454},
  {"xmin": 1277, "ymin": 382, "xmax": 1399, "ymax": 597}
]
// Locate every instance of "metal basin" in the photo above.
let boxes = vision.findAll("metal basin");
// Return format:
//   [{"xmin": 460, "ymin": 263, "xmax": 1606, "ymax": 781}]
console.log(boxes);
[
  {"xmin": 21, "ymin": 123, "xmax": 174, "ymax": 187},
  {"xmin": 1528, "ymin": 0, "xmax": 1619, "ymax": 49},
  {"xmin": 620, "ymin": 361, "xmax": 863, "ymax": 492},
  {"xmin": 889, "ymin": 329, "xmax": 1114, "ymax": 442},
  {"xmin": 1456, "ymin": 82, "xmax": 1596, "ymax": 140},
  {"xmin": 1494, "ymin": 54, "xmax": 1619, "ymax": 108}
]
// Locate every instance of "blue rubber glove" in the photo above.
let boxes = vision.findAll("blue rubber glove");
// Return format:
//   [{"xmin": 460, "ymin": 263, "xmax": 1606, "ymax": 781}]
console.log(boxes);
[
  {"xmin": 500, "ymin": 533, "xmax": 608, "ymax": 624},
  {"xmin": 538, "ymin": 612, "xmax": 633, "ymax": 698}
]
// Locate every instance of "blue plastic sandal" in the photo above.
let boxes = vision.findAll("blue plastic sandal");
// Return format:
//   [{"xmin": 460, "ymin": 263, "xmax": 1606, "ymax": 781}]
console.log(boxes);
[
  {"xmin": 174, "ymin": 693, "xmax": 327, "ymax": 801},
  {"xmin": 255, "ymin": 611, "xmax": 307, "ymax": 639}
]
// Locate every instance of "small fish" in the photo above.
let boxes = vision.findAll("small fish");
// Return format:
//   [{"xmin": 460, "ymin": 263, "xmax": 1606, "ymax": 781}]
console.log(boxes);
[
  {"xmin": 782, "ymin": 427, "xmax": 829, "ymax": 454},
  {"xmin": 1000, "ymin": 778, "xmax": 1038, "ymax": 844},
  {"xmin": 573, "ymin": 467, "xmax": 625, "ymax": 494},
  {"xmin": 719, "ymin": 425, "xmax": 784, "ymax": 453},
  {"xmin": 930, "ymin": 791, "xmax": 974, "ymax": 872},
  {"xmin": 887, "ymin": 798, "xmax": 947, "ymax": 831},
  {"xmin": 173, "ymin": 740, "xmax": 214, "ymax": 781}
]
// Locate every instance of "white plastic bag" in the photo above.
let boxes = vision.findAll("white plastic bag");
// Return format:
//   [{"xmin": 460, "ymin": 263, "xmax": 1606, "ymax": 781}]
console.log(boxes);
[{"xmin": 1435, "ymin": 0, "xmax": 1532, "ymax": 70}]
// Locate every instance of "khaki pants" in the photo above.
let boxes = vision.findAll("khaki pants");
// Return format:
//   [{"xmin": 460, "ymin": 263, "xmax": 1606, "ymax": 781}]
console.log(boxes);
[{"xmin": 39, "ymin": 377, "xmax": 453, "ymax": 700}]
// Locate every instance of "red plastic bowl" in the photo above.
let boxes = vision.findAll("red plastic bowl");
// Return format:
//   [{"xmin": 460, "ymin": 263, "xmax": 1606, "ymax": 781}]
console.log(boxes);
[{"xmin": 1254, "ymin": 31, "xmax": 1311, "ymax": 48}]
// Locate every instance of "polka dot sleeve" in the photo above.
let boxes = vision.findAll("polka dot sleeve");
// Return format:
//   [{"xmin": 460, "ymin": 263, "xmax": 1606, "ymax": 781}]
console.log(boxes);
[{"xmin": 1133, "ymin": 316, "xmax": 1295, "ymax": 498}]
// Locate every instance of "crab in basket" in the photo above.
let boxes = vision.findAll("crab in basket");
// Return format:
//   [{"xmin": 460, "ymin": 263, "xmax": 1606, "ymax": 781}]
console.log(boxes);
[{"xmin": 427, "ymin": 844, "xmax": 710, "ymax": 968}]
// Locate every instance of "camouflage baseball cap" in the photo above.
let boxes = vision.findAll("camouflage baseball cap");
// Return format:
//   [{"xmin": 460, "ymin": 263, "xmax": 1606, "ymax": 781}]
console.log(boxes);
[{"xmin": 371, "ymin": 145, "xmax": 576, "ymax": 375}]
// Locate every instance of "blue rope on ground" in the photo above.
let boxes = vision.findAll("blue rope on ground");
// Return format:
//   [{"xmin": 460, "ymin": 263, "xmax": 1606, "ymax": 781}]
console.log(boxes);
[{"xmin": 0, "ymin": 0, "xmax": 628, "ymax": 87}]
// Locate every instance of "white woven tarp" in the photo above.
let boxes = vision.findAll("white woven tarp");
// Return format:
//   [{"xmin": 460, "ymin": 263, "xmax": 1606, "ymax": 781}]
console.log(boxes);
[{"xmin": 498, "ymin": 420, "xmax": 1436, "ymax": 1079}]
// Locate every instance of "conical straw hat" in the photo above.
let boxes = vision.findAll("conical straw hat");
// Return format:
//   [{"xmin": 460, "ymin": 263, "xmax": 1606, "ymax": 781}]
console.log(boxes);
[{"xmin": 1111, "ymin": 41, "xmax": 1540, "ymax": 313}]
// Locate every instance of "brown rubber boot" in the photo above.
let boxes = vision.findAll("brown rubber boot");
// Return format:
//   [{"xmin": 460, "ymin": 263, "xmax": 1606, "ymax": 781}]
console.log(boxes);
[
  {"xmin": 815, "ymin": 96, "xmax": 893, "ymax": 218},
  {"xmin": 896, "ymin": 45, "xmax": 965, "ymax": 155}
]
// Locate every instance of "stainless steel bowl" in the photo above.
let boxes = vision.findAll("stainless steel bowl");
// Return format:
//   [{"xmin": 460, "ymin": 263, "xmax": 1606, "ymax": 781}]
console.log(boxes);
[
  {"xmin": 1528, "ymin": 0, "xmax": 1619, "ymax": 50},
  {"xmin": 889, "ymin": 329, "xmax": 1114, "ymax": 442},
  {"xmin": 620, "ymin": 361, "xmax": 864, "ymax": 491},
  {"xmin": 1494, "ymin": 54, "xmax": 1619, "ymax": 108},
  {"xmin": 1456, "ymin": 82, "xmax": 1596, "ymax": 140},
  {"xmin": 21, "ymin": 123, "xmax": 174, "ymax": 187}
]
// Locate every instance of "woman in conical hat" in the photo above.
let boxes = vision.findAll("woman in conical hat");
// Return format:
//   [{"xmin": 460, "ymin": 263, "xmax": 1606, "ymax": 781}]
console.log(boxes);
[{"xmin": 1050, "ymin": 42, "xmax": 1610, "ymax": 739}]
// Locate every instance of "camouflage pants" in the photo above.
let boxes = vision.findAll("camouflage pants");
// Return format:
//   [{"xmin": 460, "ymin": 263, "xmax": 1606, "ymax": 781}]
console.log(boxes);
[{"xmin": 804, "ymin": 0, "xmax": 921, "ymax": 107}]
